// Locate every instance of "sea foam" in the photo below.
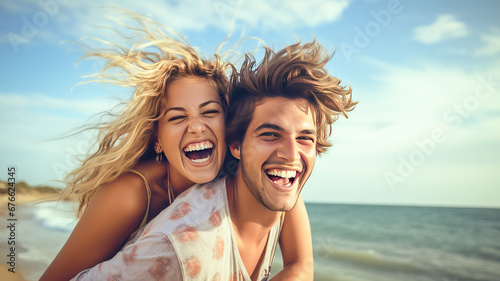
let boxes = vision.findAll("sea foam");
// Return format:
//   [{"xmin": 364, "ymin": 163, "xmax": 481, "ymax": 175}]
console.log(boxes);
[{"xmin": 31, "ymin": 201, "xmax": 78, "ymax": 233}]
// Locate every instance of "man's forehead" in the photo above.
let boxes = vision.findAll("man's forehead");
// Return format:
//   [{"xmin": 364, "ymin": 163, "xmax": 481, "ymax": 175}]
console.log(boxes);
[
  {"xmin": 257, "ymin": 96, "xmax": 315, "ymax": 114},
  {"xmin": 252, "ymin": 97, "xmax": 317, "ymax": 130}
]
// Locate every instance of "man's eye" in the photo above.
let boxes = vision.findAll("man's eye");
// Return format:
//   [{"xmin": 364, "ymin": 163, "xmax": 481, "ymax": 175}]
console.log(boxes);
[
  {"xmin": 259, "ymin": 132, "xmax": 279, "ymax": 138},
  {"xmin": 298, "ymin": 136, "xmax": 316, "ymax": 143}
]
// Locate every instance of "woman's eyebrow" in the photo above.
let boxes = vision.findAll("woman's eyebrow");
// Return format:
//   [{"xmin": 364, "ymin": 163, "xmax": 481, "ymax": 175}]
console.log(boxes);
[
  {"xmin": 164, "ymin": 107, "xmax": 185, "ymax": 114},
  {"xmin": 199, "ymin": 100, "xmax": 221, "ymax": 108},
  {"xmin": 163, "ymin": 100, "xmax": 221, "ymax": 115}
]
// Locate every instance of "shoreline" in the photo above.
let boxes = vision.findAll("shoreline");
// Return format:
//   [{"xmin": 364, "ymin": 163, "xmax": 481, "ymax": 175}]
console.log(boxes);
[
  {"xmin": 0, "ymin": 265, "xmax": 28, "ymax": 281},
  {"xmin": 1, "ymin": 187, "xmax": 68, "ymax": 281},
  {"xmin": 0, "ymin": 192, "xmax": 56, "ymax": 216},
  {"xmin": 1, "ymin": 203, "xmax": 46, "ymax": 281}
]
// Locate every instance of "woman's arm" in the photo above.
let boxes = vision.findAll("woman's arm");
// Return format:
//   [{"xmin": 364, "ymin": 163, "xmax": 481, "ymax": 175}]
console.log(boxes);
[
  {"xmin": 272, "ymin": 196, "xmax": 314, "ymax": 281},
  {"xmin": 39, "ymin": 173, "xmax": 149, "ymax": 281}
]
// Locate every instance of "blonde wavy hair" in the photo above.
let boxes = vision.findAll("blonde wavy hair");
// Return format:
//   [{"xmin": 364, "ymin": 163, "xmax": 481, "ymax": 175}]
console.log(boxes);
[{"xmin": 60, "ymin": 12, "xmax": 230, "ymax": 217}]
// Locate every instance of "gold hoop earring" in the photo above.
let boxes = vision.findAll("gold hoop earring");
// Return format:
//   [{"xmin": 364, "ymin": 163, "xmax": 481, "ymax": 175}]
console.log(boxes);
[{"xmin": 155, "ymin": 146, "xmax": 163, "ymax": 163}]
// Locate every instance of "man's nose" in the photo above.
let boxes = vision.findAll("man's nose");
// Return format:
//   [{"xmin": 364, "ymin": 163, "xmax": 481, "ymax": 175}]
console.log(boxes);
[{"xmin": 276, "ymin": 137, "xmax": 300, "ymax": 163}]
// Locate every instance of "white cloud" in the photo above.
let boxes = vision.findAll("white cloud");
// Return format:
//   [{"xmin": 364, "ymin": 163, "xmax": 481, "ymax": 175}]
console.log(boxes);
[
  {"xmin": 0, "ymin": 93, "xmax": 120, "ymax": 152},
  {"xmin": 475, "ymin": 33, "xmax": 500, "ymax": 56},
  {"xmin": 234, "ymin": 0, "xmax": 350, "ymax": 30},
  {"xmin": 3, "ymin": 0, "xmax": 351, "ymax": 46},
  {"xmin": 0, "ymin": 93, "xmax": 118, "ymax": 117},
  {"xmin": 0, "ymin": 0, "xmax": 32, "ymax": 13},
  {"xmin": 413, "ymin": 14, "xmax": 468, "ymax": 44},
  {"xmin": 0, "ymin": 93, "xmax": 119, "ymax": 185},
  {"xmin": 442, "ymin": 48, "xmax": 467, "ymax": 55}
]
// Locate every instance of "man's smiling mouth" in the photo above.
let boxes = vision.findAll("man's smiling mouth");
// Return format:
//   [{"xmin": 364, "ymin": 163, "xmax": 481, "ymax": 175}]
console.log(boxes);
[
  {"xmin": 265, "ymin": 169, "xmax": 298, "ymax": 187},
  {"xmin": 183, "ymin": 141, "xmax": 214, "ymax": 163}
]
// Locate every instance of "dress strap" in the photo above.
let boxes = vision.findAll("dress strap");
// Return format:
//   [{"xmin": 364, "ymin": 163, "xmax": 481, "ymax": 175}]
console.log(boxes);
[{"xmin": 127, "ymin": 169, "xmax": 152, "ymax": 240}]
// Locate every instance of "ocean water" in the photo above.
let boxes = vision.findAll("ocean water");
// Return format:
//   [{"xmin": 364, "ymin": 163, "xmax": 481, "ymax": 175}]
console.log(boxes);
[
  {"xmin": 2, "ymin": 202, "xmax": 499, "ymax": 280},
  {"xmin": 301, "ymin": 203, "xmax": 500, "ymax": 281},
  {"xmin": 2, "ymin": 201, "xmax": 78, "ymax": 280}
]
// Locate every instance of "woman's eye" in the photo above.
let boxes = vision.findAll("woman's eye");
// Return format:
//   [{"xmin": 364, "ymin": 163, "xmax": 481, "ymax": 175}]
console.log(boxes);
[
  {"xmin": 168, "ymin": 115, "xmax": 186, "ymax": 122},
  {"xmin": 203, "ymin": 110, "xmax": 220, "ymax": 116}
]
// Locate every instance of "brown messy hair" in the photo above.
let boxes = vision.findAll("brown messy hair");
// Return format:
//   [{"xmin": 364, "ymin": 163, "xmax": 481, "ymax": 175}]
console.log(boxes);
[
  {"xmin": 226, "ymin": 40, "xmax": 356, "ymax": 155},
  {"xmin": 59, "ymin": 12, "xmax": 230, "ymax": 217}
]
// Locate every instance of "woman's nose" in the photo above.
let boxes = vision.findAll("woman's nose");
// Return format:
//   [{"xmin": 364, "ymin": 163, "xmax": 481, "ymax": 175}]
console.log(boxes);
[{"xmin": 187, "ymin": 116, "xmax": 206, "ymax": 134}]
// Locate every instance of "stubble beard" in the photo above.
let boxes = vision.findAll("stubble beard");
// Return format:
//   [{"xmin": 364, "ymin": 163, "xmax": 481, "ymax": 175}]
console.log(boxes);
[{"xmin": 240, "ymin": 161, "xmax": 300, "ymax": 212}]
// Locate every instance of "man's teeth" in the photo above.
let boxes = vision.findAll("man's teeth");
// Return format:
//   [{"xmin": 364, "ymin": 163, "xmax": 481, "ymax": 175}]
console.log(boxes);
[
  {"xmin": 184, "ymin": 141, "xmax": 214, "ymax": 152},
  {"xmin": 266, "ymin": 169, "xmax": 297, "ymax": 179}
]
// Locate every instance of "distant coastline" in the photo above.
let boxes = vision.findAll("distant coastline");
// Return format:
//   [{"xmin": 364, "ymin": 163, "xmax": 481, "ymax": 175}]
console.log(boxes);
[
  {"xmin": 0, "ymin": 180, "xmax": 62, "ymax": 212},
  {"xmin": 0, "ymin": 180, "xmax": 60, "ymax": 193},
  {"xmin": 0, "ymin": 180, "xmax": 66, "ymax": 280},
  {"xmin": 305, "ymin": 201, "xmax": 500, "ymax": 210}
]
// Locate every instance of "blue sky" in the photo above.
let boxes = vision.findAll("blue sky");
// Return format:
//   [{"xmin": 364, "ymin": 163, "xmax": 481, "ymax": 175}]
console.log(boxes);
[{"xmin": 1, "ymin": 0, "xmax": 499, "ymax": 208}]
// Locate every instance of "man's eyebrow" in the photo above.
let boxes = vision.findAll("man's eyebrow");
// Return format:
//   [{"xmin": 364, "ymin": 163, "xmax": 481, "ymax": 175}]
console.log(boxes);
[
  {"xmin": 255, "ymin": 123, "xmax": 317, "ymax": 135},
  {"xmin": 300, "ymin": 129, "xmax": 317, "ymax": 135},
  {"xmin": 254, "ymin": 123, "xmax": 284, "ymax": 132}
]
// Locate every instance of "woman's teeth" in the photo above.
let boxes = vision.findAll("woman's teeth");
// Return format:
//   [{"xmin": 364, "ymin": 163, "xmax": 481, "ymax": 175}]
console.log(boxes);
[
  {"xmin": 183, "ymin": 141, "xmax": 214, "ymax": 163},
  {"xmin": 191, "ymin": 156, "xmax": 210, "ymax": 163},
  {"xmin": 184, "ymin": 141, "xmax": 214, "ymax": 152}
]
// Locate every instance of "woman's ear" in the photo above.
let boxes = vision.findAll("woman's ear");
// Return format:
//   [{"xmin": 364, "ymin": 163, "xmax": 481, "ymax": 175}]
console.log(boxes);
[
  {"xmin": 154, "ymin": 140, "xmax": 162, "ymax": 153},
  {"xmin": 229, "ymin": 142, "xmax": 241, "ymax": 160},
  {"xmin": 152, "ymin": 126, "xmax": 161, "ymax": 152}
]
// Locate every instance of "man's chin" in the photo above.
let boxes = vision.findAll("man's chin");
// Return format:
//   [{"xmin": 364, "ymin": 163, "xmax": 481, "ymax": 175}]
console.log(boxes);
[{"xmin": 262, "ymin": 197, "xmax": 299, "ymax": 212}]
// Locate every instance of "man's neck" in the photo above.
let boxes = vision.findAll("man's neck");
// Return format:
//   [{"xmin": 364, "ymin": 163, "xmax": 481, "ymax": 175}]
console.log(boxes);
[
  {"xmin": 226, "ymin": 176, "xmax": 282, "ymax": 243},
  {"xmin": 226, "ymin": 176, "xmax": 282, "ymax": 279}
]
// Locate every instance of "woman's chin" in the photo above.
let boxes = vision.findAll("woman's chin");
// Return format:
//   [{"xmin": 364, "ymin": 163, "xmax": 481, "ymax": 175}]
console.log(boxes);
[
  {"xmin": 181, "ymin": 154, "xmax": 223, "ymax": 185},
  {"xmin": 188, "ymin": 171, "xmax": 218, "ymax": 185}
]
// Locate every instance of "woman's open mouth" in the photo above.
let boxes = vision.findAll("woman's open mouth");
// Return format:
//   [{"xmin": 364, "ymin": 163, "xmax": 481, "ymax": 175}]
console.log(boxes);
[{"xmin": 183, "ymin": 141, "xmax": 214, "ymax": 163}]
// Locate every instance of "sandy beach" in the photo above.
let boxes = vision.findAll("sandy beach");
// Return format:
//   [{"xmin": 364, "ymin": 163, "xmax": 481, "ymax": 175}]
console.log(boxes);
[
  {"xmin": 0, "ymin": 180, "xmax": 60, "ymax": 214},
  {"xmin": 0, "ymin": 264, "xmax": 28, "ymax": 281},
  {"xmin": 0, "ymin": 193, "xmax": 54, "ymax": 214},
  {"xmin": 1, "ymin": 198, "xmax": 46, "ymax": 281},
  {"xmin": 1, "ymin": 182, "xmax": 67, "ymax": 281}
]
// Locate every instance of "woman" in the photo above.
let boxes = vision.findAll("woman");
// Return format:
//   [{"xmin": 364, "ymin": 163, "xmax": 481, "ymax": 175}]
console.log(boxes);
[{"xmin": 40, "ymin": 13, "xmax": 313, "ymax": 281}]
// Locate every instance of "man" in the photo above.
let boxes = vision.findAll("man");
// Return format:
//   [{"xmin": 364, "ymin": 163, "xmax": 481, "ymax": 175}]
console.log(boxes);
[{"xmin": 72, "ymin": 40, "xmax": 356, "ymax": 281}]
